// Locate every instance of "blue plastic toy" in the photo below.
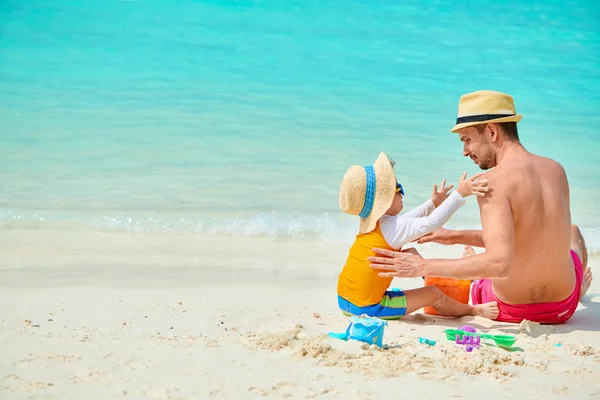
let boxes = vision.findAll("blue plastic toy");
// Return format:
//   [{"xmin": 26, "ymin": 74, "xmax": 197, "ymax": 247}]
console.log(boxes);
[
  {"xmin": 419, "ymin": 337, "xmax": 436, "ymax": 346},
  {"xmin": 328, "ymin": 316, "xmax": 388, "ymax": 347}
]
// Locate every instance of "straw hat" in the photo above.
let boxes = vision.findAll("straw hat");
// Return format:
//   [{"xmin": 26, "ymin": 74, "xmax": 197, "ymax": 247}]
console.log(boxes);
[
  {"xmin": 339, "ymin": 152, "xmax": 396, "ymax": 234},
  {"xmin": 451, "ymin": 90, "xmax": 522, "ymax": 132}
]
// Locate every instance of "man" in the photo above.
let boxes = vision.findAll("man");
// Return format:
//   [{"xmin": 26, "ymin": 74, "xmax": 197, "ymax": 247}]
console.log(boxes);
[{"xmin": 369, "ymin": 90, "xmax": 593, "ymax": 324}]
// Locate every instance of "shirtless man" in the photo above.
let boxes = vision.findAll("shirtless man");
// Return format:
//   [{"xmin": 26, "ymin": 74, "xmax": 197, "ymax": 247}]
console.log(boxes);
[{"xmin": 368, "ymin": 90, "xmax": 593, "ymax": 323}]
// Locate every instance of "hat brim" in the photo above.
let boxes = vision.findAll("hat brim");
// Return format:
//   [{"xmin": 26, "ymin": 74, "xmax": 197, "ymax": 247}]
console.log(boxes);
[
  {"xmin": 358, "ymin": 152, "xmax": 397, "ymax": 234},
  {"xmin": 451, "ymin": 114, "xmax": 522, "ymax": 133}
]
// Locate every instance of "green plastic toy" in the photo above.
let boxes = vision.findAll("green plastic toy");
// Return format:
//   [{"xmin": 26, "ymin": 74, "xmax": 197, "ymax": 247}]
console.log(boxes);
[{"xmin": 444, "ymin": 328, "xmax": 517, "ymax": 349}]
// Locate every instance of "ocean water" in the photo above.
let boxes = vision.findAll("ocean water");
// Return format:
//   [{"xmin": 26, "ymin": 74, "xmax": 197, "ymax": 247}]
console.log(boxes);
[{"xmin": 1, "ymin": 0, "xmax": 600, "ymax": 268}]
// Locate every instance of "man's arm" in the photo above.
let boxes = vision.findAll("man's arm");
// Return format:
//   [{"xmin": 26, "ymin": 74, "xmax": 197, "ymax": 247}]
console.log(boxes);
[
  {"xmin": 449, "ymin": 230, "xmax": 485, "ymax": 247},
  {"xmin": 416, "ymin": 228, "xmax": 485, "ymax": 247},
  {"xmin": 420, "ymin": 192, "xmax": 515, "ymax": 280}
]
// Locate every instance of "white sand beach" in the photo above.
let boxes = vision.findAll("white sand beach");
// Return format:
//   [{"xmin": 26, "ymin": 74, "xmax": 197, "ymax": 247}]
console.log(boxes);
[
  {"xmin": 1, "ymin": 234, "xmax": 599, "ymax": 400},
  {"xmin": 2, "ymin": 0, "xmax": 600, "ymax": 398}
]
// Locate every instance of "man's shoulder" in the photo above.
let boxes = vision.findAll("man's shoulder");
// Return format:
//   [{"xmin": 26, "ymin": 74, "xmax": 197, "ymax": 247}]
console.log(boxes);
[
  {"xmin": 495, "ymin": 153, "xmax": 566, "ymax": 181},
  {"xmin": 475, "ymin": 168, "xmax": 513, "ymax": 207},
  {"xmin": 537, "ymin": 154, "xmax": 567, "ymax": 173},
  {"xmin": 478, "ymin": 168, "xmax": 510, "ymax": 189},
  {"xmin": 529, "ymin": 154, "xmax": 569, "ymax": 185}
]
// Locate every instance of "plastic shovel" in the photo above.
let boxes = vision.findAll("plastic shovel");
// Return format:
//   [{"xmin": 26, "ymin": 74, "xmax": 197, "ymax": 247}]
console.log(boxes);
[{"xmin": 444, "ymin": 329, "xmax": 517, "ymax": 349}]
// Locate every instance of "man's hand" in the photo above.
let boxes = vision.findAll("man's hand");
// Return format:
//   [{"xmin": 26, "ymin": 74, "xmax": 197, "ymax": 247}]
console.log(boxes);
[
  {"xmin": 431, "ymin": 180, "xmax": 454, "ymax": 207},
  {"xmin": 415, "ymin": 227, "xmax": 455, "ymax": 245},
  {"xmin": 368, "ymin": 248, "xmax": 424, "ymax": 278}
]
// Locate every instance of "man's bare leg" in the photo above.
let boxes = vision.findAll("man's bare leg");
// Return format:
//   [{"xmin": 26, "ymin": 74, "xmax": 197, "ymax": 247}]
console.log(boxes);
[
  {"xmin": 403, "ymin": 286, "xmax": 499, "ymax": 319},
  {"xmin": 571, "ymin": 224, "xmax": 592, "ymax": 300}
]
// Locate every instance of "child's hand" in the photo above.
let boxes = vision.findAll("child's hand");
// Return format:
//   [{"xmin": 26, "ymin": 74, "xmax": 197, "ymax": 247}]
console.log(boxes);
[
  {"xmin": 456, "ymin": 171, "xmax": 489, "ymax": 197},
  {"xmin": 430, "ymin": 180, "xmax": 454, "ymax": 207}
]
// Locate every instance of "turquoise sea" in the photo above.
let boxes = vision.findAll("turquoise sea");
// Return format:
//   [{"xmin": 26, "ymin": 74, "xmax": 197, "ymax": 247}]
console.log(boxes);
[{"xmin": 1, "ymin": 0, "xmax": 600, "ymax": 263}]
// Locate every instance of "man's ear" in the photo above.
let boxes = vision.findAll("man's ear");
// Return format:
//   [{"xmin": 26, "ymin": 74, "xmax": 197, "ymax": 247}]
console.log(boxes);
[{"xmin": 488, "ymin": 123, "xmax": 500, "ymax": 142}]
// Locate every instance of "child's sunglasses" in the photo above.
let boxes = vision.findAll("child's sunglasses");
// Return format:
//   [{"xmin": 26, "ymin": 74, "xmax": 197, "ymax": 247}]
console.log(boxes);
[{"xmin": 396, "ymin": 182, "xmax": 404, "ymax": 195}]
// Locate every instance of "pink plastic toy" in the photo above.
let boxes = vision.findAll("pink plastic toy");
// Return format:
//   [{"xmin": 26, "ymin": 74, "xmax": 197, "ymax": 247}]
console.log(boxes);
[
  {"xmin": 459, "ymin": 325, "xmax": 477, "ymax": 333},
  {"xmin": 456, "ymin": 334, "xmax": 480, "ymax": 352}
]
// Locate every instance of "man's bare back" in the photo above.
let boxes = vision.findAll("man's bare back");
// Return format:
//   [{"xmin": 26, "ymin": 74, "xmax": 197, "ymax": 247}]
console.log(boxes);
[{"xmin": 482, "ymin": 147, "xmax": 576, "ymax": 304}]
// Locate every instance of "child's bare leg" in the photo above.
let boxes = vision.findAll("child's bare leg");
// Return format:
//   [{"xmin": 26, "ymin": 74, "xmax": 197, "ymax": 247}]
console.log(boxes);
[{"xmin": 403, "ymin": 287, "xmax": 499, "ymax": 319}]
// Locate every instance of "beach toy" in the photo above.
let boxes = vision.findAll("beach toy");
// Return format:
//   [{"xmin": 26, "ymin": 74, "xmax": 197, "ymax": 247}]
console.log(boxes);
[
  {"xmin": 459, "ymin": 325, "xmax": 477, "ymax": 333},
  {"xmin": 444, "ymin": 328, "xmax": 517, "ymax": 349},
  {"xmin": 328, "ymin": 316, "xmax": 388, "ymax": 348},
  {"xmin": 423, "ymin": 277, "xmax": 471, "ymax": 315},
  {"xmin": 456, "ymin": 335, "xmax": 480, "ymax": 352},
  {"xmin": 456, "ymin": 326, "xmax": 478, "ymax": 351},
  {"xmin": 456, "ymin": 335, "xmax": 480, "ymax": 345},
  {"xmin": 418, "ymin": 337, "xmax": 436, "ymax": 346}
]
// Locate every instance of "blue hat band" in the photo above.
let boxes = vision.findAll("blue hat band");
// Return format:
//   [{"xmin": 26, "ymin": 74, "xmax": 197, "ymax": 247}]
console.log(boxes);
[{"xmin": 359, "ymin": 166, "xmax": 376, "ymax": 218}]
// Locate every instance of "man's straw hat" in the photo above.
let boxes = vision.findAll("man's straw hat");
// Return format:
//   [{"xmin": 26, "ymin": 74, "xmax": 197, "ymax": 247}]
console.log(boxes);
[
  {"xmin": 451, "ymin": 90, "xmax": 522, "ymax": 132},
  {"xmin": 339, "ymin": 152, "xmax": 396, "ymax": 234}
]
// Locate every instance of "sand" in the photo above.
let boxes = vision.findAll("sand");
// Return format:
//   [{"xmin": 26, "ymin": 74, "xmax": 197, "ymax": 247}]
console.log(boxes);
[{"xmin": 1, "ymin": 238, "xmax": 599, "ymax": 400}]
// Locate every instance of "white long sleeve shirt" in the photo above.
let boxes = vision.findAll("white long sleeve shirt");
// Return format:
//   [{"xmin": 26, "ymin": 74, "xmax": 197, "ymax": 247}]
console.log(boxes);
[{"xmin": 379, "ymin": 191, "xmax": 466, "ymax": 250}]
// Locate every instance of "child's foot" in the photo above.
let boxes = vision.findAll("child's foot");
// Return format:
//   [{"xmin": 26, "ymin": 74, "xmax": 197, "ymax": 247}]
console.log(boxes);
[
  {"xmin": 472, "ymin": 301, "xmax": 499, "ymax": 320},
  {"xmin": 580, "ymin": 267, "xmax": 593, "ymax": 300}
]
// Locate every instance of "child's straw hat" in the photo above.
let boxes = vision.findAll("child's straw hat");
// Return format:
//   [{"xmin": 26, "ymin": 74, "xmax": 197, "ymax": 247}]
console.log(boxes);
[
  {"xmin": 451, "ymin": 90, "xmax": 522, "ymax": 132},
  {"xmin": 339, "ymin": 152, "xmax": 396, "ymax": 234}
]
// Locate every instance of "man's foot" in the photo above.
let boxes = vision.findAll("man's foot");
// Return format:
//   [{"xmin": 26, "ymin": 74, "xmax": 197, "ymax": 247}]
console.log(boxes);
[
  {"xmin": 463, "ymin": 246, "xmax": 476, "ymax": 258},
  {"xmin": 462, "ymin": 247, "xmax": 476, "ymax": 284},
  {"xmin": 580, "ymin": 267, "xmax": 593, "ymax": 300},
  {"xmin": 472, "ymin": 301, "xmax": 499, "ymax": 320}
]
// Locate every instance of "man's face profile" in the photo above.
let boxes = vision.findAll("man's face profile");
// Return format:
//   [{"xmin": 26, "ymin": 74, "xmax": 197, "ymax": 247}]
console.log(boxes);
[{"xmin": 458, "ymin": 125, "xmax": 496, "ymax": 170}]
